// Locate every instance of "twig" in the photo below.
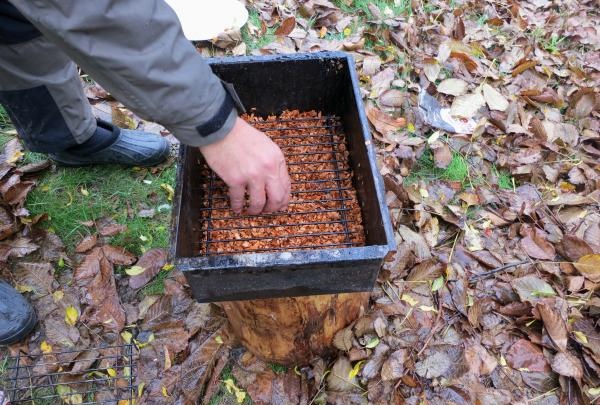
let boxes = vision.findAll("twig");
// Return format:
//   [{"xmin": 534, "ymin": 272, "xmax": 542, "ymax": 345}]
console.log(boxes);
[{"xmin": 468, "ymin": 260, "xmax": 529, "ymax": 284}]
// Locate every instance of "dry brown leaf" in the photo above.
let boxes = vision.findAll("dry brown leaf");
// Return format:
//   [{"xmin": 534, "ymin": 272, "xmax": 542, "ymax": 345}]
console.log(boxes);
[
  {"xmin": 520, "ymin": 229, "xmax": 555, "ymax": 260},
  {"xmin": 559, "ymin": 235, "xmax": 593, "ymax": 262},
  {"xmin": 379, "ymin": 89, "xmax": 404, "ymax": 107},
  {"xmin": 437, "ymin": 78, "xmax": 468, "ymax": 97},
  {"xmin": 98, "ymin": 222, "xmax": 127, "ymax": 237},
  {"xmin": 333, "ymin": 326, "xmax": 353, "ymax": 351},
  {"xmin": 13, "ymin": 262, "xmax": 54, "ymax": 296},
  {"xmin": 366, "ymin": 104, "xmax": 406, "ymax": 136},
  {"xmin": 573, "ymin": 254, "xmax": 600, "ymax": 282},
  {"xmin": 450, "ymin": 92, "xmax": 486, "ymax": 119},
  {"xmin": 381, "ymin": 349, "xmax": 406, "ymax": 381},
  {"xmin": 327, "ymin": 357, "xmax": 356, "ymax": 392},
  {"xmin": 275, "ymin": 16, "xmax": 296, "ymax": 36},
  {"xmin": 129, "ymin": 248, "xmax": 168, "ymax": 289},
  {"xmin": 537, "ymin": 303, "xmax": 568, "ymax": 352},
  {"xmin": 75, "ymin": 234, "xmax": 97, "ymax": 253},
  {"xmin": 551, "ymin": 352, "xmax": 583, "ymax": 380},
  {"xmin": 482, "ymin": 83, "xmax": 509, "ymax": 111},
  {"xmin": 505, "ymin": 339, "xmax": 548, "ymax": 372},
  {"xmin": 101, "ymin": 245, "xmax": 136, "ymax": 266}
]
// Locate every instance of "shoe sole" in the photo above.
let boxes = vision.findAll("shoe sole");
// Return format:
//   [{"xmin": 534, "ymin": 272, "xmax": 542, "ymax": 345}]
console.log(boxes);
[{"xmin": 0, "ymin": 307, "xmax": 37, "ymax": 346}]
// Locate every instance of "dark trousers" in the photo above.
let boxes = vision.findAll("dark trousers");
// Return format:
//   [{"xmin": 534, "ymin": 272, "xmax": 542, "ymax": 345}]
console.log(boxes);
[{"xmin": 0, "ymin": 0, "xmax": 97, "ymax": 152}]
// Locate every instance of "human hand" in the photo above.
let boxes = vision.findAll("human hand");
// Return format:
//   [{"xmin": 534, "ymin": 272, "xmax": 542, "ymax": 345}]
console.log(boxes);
[{"xmin": 198, "ymin": 117, "xmax": 291, "ymax": 215}]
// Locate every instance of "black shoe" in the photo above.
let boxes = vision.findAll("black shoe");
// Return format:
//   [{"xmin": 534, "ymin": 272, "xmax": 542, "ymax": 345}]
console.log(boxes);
[
  {"xmin": 50, "ymin": 121, "xmax": 170, "ymax": 167},
  {"xmin": 0, "ymin": 280, "xmax": 37, "ymax": 345}
]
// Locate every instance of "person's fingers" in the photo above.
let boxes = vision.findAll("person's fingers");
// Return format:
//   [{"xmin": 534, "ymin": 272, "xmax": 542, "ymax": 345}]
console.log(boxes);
[
  {"xmin": 247, "ymin": 180, "xmax": 267, "ymax": 215},
  {"xmin": 228, "ymin": 184, "xmax": 246, "ymax": 215},
  {"xmin": 263, "ymin": 160, "xmax": 291, "ymax": 213}
]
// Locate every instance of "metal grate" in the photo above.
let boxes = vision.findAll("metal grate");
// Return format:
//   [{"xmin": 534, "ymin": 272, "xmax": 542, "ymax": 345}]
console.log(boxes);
[
  {"xmin": 2, "ymin": 344, "xmax": 135, "ymax": 405},
  {"xmin": 194, "ymin": 114, "xmax": 366, "ymax": 256}
]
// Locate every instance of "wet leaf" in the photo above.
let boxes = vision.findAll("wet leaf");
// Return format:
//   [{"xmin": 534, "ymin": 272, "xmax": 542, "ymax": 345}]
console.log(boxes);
[
  {"xmin": 125, "ymin": 265, "xmax": 146, "ymax": 276},
  {"xmin": 415, "ymin": 350, "xmax": 452, "ymax": 379},
  {"xmin": 381, "ymin": 349, "xmax": 406, "ymax": 381},
  {"xmin": 98, "ymin": 222, "xmax": 127, "ymax": 237}
]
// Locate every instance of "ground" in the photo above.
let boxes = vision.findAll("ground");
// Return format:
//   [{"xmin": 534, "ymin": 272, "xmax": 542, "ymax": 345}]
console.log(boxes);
[{"xmin": 1, "ymin": 0, "xmax": 599, "ymax": 404}]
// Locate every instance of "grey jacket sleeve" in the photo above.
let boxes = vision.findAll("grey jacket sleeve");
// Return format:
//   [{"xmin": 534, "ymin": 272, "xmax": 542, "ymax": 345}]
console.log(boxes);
[{"xmin": 8, "ymin": 0, "xmax": 237, "ymax": 147}]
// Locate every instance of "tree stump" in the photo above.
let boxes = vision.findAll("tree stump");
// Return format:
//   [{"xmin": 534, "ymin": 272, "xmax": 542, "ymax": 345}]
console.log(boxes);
[{"xmin": 222, "ymin": 292, "xmax": 369, "ymax": 365}]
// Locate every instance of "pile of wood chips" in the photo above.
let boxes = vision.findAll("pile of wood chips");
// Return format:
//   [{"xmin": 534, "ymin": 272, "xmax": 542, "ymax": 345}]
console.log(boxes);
[{"xmin": 198, "ymin": 110, "xmax": 365, "ymax": 255}]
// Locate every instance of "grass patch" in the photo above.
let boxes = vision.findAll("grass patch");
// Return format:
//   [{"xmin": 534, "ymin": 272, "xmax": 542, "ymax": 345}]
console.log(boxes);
[
  {"xmin": 493, "ymin": 165, "xmax": 515, "ymax": 190},
  {"xmin": 405, "ymin": 149, "xmax": 469, "ymax": 186},
  {"xmin": 333, "ymin": 0, "xmax": 412, "ymax": 18},
  {"xmin": 269, "ymin": 363, "xmax": 288, "ymax": 374},
  {"xmin": 26, "ymin": 163, "xmax": 175, "ymax": 255},
  {"xmin": 241, "ymin": 9, "xmax": 276, "ymax": 52},
  {"xmin": 141, "ymin": 269, "xmax": 171, "ymax": 296},
  {"xmin": 208, "ymin": 365, "xmax": 253, "ymax": 405}
]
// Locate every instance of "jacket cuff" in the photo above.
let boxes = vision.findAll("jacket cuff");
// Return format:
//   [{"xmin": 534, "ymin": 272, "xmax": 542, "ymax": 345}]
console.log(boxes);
[{"xmin": 183, "ymin": 81, "xmax": 245, "ymax": 147}]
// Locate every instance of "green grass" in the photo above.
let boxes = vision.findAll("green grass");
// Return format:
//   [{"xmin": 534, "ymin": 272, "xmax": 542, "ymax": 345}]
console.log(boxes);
[
  {"xmin": 333, "ymin": 0, "xmax": 412, "ymax": 18},
  {"xmin": 141, "ymin": 268, "xmax": 172, "ymax": 296},
  {"xmin": 269, "ymin": 363, "xmax": 288, "ymax": 374},
  {"xmin": 493, "ymin": 165, "xmax": 514, "ymax": 190},
  {"xmin": 208, "ymin": 365, "xmax": 253, "ymax": 405},
  {"xmin": 405, "ymin": 149, "xmax": 469, "ymax": 186},
  {"xmin": 241, "ymin": 9, "xmax": 276, "ymax": 52},
  {"xmin": 26, "ymin": 163, "xmax": 175, "ymax": 255}
]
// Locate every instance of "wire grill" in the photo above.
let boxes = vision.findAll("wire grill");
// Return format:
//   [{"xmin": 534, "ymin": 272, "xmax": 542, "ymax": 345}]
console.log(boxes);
[
  {"xmin": 1, "ymin": 344, "xmax": 135, "ymax": 405},
  {"xmin": 195, "ymin": 113, "xmax": 365, "ymax": 256}
]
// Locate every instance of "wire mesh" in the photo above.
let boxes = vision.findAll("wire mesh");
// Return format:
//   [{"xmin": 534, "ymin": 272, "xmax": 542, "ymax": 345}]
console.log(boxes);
[
  {"xmin": 1, "ymin": 344, "xmax": 135, "ymax": 405},
  {"xmin": 194, "ymin": 114, "xmax": 366, "ymax": 256}
]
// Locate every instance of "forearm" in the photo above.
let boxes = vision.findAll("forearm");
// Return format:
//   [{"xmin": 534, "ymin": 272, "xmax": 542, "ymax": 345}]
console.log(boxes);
[{"xmin": 9, "ymin": 0, "xmax": 236, "ymax": 146}]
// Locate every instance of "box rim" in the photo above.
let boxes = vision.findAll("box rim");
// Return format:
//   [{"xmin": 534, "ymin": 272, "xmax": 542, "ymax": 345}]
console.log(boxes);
[{"xmin": 169, "ymin": 51, "xmax": 396, "ymax": 267}]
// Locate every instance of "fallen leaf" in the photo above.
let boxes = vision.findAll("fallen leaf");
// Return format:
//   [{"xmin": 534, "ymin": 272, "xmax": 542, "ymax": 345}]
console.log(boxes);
[
  {"xmin": 379, "ymin": 89, "xmax": 404, "ymax": 107},
  {"xmin": 366, "ymin": 104, "xmax": 406, "ymax": 137},
  {"xmin": 333, "ymin": 326, "xmax": 353, "ymax": 351},
  {"xmin": 13, "ymin": 262, "xmax": 54, "ymax": 296},
  {"xmin": 520, "ymin": 230, "xmax": 555, "ymax": 260},
  {"xmin": 551, "ymin": 352, "xmax": 583, "ymax": 379},
  {"xmin": 98, "ymin": 222, "xmax": 127, "ymax": 237},
  {"xmin": 415, "ymin": 350, "xmax": 452, "ymax": 379},
  {"xmin": 505, "ymin": 339, "xmax": 548, "ymax": 372},
  {"xmin": 437, "ymin": 78, "xmax": 469, "ymax": 96},
  {"xmin": 128, "ymin": 248, "xmax": 168, "ymax": 289},
  {"xmin": 537, "ymin": 303, "xmax": 568, "ymax": 352},
  {"xmin": 381, "ymin": 349, "xmax": 406, "ymax": 381},
  {"xmin": 327, "ymin": 357, "xmax": 356, "ymax": 392},
  {"xmin": 75, "ymin": 234, "xmax": 97, "ymax": 253},
  {"xmin": 65, "ymin": 305, "xmax": 79, "ymax": 326},
  {"xmin": 275, "ymin": 16, "xmax": 296, "ymax": 36},
  {"xmin": 511, "ymin": 275, "xmax": 556, "ymax": 303},
  {"xmin": 450, "ymin": 92, "xmax": 486, "ymax": 119},
  {"xmin": 482, "ymin": 83, "xmax": 509, "ymax": 111},
  {"xmin": 125, "ymin": 265, "xmax": 146, "ymax": 276},
  {"xmin": 573, "ymin": 254, "xmax": 600, "ymax": 282}
]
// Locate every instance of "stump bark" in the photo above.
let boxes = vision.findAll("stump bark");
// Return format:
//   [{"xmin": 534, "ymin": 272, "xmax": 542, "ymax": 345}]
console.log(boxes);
[{"xmin": 222, "ymin": 292, "xmax": 369, "ymax": 365}]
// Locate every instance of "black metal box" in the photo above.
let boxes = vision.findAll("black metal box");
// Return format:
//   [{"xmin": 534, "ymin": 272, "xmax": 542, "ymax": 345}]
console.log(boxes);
[{"xmin": 170, "ymin": 52, "xmax": 395, "ymax": 302}]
